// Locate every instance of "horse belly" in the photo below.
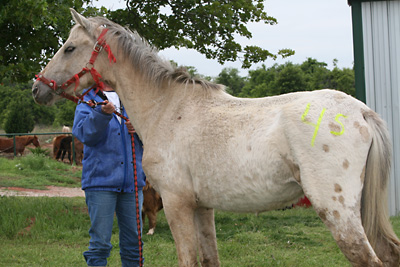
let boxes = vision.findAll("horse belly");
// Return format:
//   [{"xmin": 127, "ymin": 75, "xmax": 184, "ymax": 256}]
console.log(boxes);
[
  {"xmin": 192, "ymin": 159, "xmax": 304, "ymax": 213},
  {"xmin": 199, "ymin": 179, "xmax": 303, "ymax": 213}
]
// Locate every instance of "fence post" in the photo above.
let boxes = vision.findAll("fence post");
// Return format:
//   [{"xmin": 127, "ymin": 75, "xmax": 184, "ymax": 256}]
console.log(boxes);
[
  {"xmin": 71, "ymin": 135, "xmax": 76, "ymax": 165},
  {"xmin": 13, "ymin": 136, "xmax": 16, "ymax": 156}
]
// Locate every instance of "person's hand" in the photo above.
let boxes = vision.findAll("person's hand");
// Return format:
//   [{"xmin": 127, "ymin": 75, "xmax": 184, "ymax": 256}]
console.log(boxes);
[
  {"xmin": 125, "ymin": 120, "xmax": 135, "ymax": 134},
  {"xmin": 101, "ymin": 100, "xmax": 115, "ymax": 114}
]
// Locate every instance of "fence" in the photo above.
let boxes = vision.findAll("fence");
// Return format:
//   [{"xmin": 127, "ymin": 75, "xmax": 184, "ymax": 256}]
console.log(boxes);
[{"xmin": 0, "ymin": 132, "xmax": 78, "ymax": 164}]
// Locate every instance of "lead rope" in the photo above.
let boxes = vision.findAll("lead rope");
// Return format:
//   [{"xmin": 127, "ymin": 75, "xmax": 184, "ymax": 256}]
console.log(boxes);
[{"xmin": 113, "ymin": 110, "xmax": 144, "ymax": 267}]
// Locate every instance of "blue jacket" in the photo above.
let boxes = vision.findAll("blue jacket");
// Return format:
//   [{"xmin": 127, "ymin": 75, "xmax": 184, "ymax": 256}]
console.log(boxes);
[{"xmin": 72, "ymin": 89, "xmax": 146, "ymax": 192}]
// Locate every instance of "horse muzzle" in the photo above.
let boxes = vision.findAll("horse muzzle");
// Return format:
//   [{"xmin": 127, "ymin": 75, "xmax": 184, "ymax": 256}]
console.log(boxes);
[{"xmin": 32, "ymin": 81, "xmax": 58, "ymax": 106}]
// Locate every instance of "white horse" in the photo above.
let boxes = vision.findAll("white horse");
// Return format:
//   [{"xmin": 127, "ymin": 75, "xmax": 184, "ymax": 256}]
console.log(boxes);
[
  {"xmin": 32, "ymin": 9, "xmax": 400, "ymax": 267},
  {"xmin": 62, "ymin": 125, "xmax": 71, "ymax": 133}
]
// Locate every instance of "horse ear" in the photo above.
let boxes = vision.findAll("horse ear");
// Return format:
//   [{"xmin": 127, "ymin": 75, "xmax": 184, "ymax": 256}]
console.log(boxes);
[{"xmin": 70, "ymin": 8, "xmax": 94, "ymax": 32}]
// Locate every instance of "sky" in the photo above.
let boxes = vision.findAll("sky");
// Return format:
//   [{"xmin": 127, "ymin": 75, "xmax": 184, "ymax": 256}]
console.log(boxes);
[{"xmin": 91, "ymin": 0, "xmax": 354, "ymax": 77}]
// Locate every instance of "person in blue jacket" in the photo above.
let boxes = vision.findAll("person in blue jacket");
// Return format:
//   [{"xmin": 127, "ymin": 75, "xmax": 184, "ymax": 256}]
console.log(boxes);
[{"xmin": 72, "ymin": 83, "xmax": 146, "ymax": 267}]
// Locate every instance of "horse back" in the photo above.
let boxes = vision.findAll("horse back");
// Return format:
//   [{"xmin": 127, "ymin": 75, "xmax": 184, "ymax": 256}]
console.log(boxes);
[{"xmin": 0, "ymin": 137, "xmax": 13, "ymax": 153}]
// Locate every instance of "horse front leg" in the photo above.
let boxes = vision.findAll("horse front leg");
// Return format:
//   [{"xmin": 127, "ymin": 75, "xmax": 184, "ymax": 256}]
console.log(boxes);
[
  {"xmin": 163, "ymin": 194, "xmax": 199, "ymax": 267},
  {"xmin": 194, "ymin": 207, "xmax": 220, "ymax": 267}
]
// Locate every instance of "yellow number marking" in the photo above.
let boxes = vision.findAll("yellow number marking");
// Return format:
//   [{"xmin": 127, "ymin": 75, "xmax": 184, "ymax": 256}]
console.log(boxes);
[
  {"xmin": 330, "ymin": 114, "xmax": 347, "ymax": 136},
  {"xmin": 301, "ymin": 103, "xmax": 326, "ymax": 147}
]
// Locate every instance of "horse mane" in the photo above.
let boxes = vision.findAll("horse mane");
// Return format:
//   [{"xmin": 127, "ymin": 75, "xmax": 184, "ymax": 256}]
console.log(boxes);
[{"xmin": 85, "ymin": 16, "xmax": 223, "ymax": 92}]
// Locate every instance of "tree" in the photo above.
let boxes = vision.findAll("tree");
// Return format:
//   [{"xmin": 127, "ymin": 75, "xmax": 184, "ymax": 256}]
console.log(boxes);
[
  {"xmin": 300, "ymin": 58, "xmax": 331, "ymax": 91},
  {"xmin": 0, "ymin": 0, "xmax": 103, "ymax": 83},
  {"xmin": 272, "ymin": 62, "xmax": 306, "ymax": 95},
  {"xmin": 215, "ymin": 68, "xmax": 246, "ymax": 96},
  {"xmin": 3, "ymin": 98, "xmax": 35, "ymax": 134},
  {"xmin": 330, "ymin": 67, "xmax": 355, "ymax": 97},
  {"xmin": 239, "ymin": 64, "xmax": 277, "ymax": 97},
  {"xmin": 109, "ymin": 0, "xmax": 294, "ymax": 68},
  {"xmin": 0, "ymin": 81, "xmax": 56, "ymax": 126},
  {"xmin": 53, "ymin": 100, "xmax": 77, "ymax": 127},
  {"xmin": 235, "ymin": 59, "xmax": 355, "ymax": 98}
]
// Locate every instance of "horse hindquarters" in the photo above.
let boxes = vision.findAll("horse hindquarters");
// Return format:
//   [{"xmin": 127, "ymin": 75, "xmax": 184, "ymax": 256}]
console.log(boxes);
[{"xmin": 299, "ymin": 110, "xmax": 400, "ymax": 266}]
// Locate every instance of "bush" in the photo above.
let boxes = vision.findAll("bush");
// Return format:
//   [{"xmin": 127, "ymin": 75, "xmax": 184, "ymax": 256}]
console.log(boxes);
[
  {"xmin": 28, "ymin": 147, "xmax": 50, "ymax": 157},
  {"xmin": 19, "ymin": 154, "xmax": 49, "ymax": 171},
  {"xmin": 3, "ymin": 98, "xmax": 34, "ymax": 134}
]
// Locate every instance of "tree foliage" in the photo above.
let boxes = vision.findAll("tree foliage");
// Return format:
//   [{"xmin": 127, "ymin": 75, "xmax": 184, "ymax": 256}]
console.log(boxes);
[
  {"xmin": 3, "ymin": 99, "xmax": 35, "ymax": 134},
  {"xmin": 216, "ymin": 68, "xmax": 246, "ymax": 96},
  {"xmin": 223, "ymin": 58, "xmax": 355, "ymax": 98},
  {"xmin": 0, "ymin": 81, "xmax": 56, "ymax": 128},
  {"xmin": 53, "ymin": 100, "xmax": 77, "ymax": 127},
  {"xmin": 109, "ymin": 0, "xmax": 294, "ymax": 68},
  {"xmin": 0, "ymin": 0, "xmax": 103, "ymax": 83}
]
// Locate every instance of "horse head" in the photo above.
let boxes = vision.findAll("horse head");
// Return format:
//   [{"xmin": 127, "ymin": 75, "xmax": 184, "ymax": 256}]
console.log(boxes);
[
  {"xmin": 32, "ymin": 135, "xmax": 40, "ymax": 147},
  {"xmin": 32, "ymin": 9, "xmax": 113, "ymax": 106}
]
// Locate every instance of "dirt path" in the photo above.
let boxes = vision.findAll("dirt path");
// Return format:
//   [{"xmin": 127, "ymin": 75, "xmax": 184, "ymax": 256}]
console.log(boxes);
[{"xmin": 0, "ymin": 186, "xmax": 84, "ymax": 197}]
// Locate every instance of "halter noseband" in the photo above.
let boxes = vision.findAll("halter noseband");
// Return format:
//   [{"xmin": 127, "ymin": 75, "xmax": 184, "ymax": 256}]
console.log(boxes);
[{"xmin": 35, "ymin": 28, "xmax": 116, "ymax": 104}]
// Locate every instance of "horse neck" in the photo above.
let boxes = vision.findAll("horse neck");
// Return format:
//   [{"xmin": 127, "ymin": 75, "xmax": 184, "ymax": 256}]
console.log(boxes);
[
  {"xmin": 117, "ymin": 79, "xmax": 169, "ymax": 140},
  {"xmin": 107, "ymin": 59, "xmax": 173, "ymax": 141},
  {"xmin": 22, "ymin": 136, "xmax": 33, "ymax": 146}
]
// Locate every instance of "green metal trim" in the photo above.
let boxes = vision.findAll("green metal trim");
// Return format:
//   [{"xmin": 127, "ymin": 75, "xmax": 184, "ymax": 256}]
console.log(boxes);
[
  {"xmin": 350, "ymin": 1, "xmax": 367, "ymax": 103},
  {"xmin": 348, "ymin": 0, "xmax": 388, "ymax": 5}
]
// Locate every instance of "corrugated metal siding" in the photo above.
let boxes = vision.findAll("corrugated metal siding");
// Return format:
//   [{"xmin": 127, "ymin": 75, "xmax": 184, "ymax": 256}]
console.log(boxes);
[{"xmin": 362, "ymin": 1, "xmax": 400, "ymax": 215}]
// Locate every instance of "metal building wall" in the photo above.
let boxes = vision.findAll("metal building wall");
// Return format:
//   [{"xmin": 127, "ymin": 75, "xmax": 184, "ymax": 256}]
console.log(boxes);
[{"xmin": 361, "ymin": 1, "xmax": 400, "ymax": 215}]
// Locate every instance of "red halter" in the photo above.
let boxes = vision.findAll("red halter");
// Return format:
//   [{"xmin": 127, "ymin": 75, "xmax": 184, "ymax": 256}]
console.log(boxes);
[{"xmin": 35, "ymin": 28, "xmax": 116, "ymax": 103}]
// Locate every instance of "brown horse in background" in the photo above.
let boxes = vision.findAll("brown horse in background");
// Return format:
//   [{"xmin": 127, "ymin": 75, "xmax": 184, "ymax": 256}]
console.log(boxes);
[
  {"xmin": 52, "ymin": 135, "xmax": 83, "ymax": 165},
  {"xmin": 0, "ymin": 135, "xmax": 40, "ymax": 156},
  {"xmin": 142, "ymin": 181, "xmax": 163, "ymax": 235}
]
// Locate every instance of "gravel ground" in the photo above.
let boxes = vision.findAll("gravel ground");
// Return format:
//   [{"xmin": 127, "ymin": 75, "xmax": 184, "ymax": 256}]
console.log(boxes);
[{"xmin": 0, "ymin": 186, "xmax": 84, "ymax": 197}]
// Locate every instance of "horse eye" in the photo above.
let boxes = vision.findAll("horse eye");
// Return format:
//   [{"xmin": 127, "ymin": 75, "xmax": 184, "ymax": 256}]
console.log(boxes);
[{"xmin": 65, "ymin": 46, "xmax": 75, "ymax": 53}]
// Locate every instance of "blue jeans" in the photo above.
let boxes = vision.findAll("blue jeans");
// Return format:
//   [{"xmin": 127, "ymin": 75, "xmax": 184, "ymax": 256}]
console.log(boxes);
[{"xmin": 83, "ymin": 190, "xmax": 144, "ymax": 267}]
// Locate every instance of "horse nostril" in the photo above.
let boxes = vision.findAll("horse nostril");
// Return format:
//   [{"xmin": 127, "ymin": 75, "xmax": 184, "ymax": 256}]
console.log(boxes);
[{"xmin": 32, "ymin": 86, "xmax": 39, "ymax": 96}]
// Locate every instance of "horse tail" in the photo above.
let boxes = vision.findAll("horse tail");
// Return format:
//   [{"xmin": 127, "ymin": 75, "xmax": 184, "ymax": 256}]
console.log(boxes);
[
  {"xmin": 52, "ymin": 137, "xmax": 59, "ymax": 159},
  {"xmin": 361, "ymin": 110, "xmax": 400, "ymax": 263}
]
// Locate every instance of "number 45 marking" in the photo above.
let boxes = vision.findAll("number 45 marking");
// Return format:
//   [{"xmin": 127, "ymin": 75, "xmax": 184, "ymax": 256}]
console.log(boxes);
[{"xmin": 301, "ymin": 103, "xmax": 347, "ymax": 147}]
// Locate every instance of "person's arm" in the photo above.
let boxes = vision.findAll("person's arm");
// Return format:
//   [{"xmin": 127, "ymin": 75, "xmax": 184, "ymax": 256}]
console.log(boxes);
[{"xmin": 72, "ymin": 100, "xmax": 115, "ymax": 147}]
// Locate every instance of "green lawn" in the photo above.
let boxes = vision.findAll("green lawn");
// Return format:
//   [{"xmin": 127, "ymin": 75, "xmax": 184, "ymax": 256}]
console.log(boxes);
[{"xmin": 1, "ymin": 155, "xmax": 399, "ymax": 266}]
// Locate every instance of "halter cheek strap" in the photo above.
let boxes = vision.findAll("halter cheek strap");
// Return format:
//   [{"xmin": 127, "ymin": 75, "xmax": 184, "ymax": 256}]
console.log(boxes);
[{"xmin": 35, "ymin": 28, "xmax": 116, "ymax": 103}]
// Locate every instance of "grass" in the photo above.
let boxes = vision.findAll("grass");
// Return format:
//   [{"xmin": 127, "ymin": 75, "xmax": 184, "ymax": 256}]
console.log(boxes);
[
  {"xmin": 0, "ymin": 196, "xmax": 356, "ymax": 267},
  {"xmin": 1, "ymin": 154, "xmax": 400, "ymax": 266},
  {"xmin": 0, "ymin": 155, "xmax": 81, "ymax": 189},
  {"xmin": 2, "ymin": 196, "xmax": 400, "ymax": 267},
  {"xmin": 0, "ymin": 125, "xmax": 81, "ymax": 190}
]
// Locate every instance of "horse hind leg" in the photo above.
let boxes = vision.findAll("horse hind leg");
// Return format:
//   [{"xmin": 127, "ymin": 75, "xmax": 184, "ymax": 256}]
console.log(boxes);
[
  {"xmin": 194, "ymin": 207, "xmax": 220, "ymax": 267},
  {"xmin": 302, "ymin": 174, "xmax": 382, "ymax": 266},
  {"xmin": 319, "ymin": 210, "xmax": 383, "ymax": 267}
]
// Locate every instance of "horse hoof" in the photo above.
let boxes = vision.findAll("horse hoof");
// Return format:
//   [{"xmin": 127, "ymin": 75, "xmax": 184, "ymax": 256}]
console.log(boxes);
[{"xmin": 147, "ymin": 228, "xmax": 155, "ymax": 235}]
